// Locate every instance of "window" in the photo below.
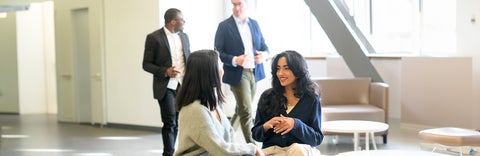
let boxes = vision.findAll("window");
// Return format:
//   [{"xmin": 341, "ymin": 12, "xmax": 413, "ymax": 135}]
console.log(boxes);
[
  {"xmin": 419, "ymin": 0, "xmax": 456, "ymax": 55},
  {"xmin": 254, "ymin": 0, "xmax": 456, "ymax": 56},
  {"xmin": 255, "ymin": 0, "xmax": 336, "ymax": 57},
  {"xmin": 159, "ymin": 0, "xmax": 456, "ymax": 57},
  {"xmin": 346, "ymin": 0, "xmax": 456, "ymax": 55}
]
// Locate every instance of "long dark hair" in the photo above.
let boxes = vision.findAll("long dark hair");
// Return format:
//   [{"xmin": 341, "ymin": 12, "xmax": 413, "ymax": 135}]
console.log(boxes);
[
  {"xmin": 175, "ymin": 50, "xmax": 225, "ymax": 111},
  {"xmin": 259, "ymin": 50, "xmax": 319, "ymax": 117}
]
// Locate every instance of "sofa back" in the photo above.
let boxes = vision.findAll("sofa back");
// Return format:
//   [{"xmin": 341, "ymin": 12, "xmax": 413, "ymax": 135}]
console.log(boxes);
[{"xmin": 316, "ymin": 78, "xmax": 371, "ymax": 105}]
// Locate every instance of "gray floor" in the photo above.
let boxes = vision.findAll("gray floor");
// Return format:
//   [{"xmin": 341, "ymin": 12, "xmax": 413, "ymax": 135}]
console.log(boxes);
[{"xmin": 0, "ymin": 114, "xmax": 470, "ymax": 156}]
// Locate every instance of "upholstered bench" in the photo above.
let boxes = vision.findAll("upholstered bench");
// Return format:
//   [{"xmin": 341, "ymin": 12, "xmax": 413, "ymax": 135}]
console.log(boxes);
[{"xmin": 419, "ymin": 127, "xmax": 480, "ymax": 156}]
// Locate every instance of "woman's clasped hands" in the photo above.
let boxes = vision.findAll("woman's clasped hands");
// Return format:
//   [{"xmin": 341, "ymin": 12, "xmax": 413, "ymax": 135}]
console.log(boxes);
[{"xmin": 263, "ymin": 114, "xmax": 295, "ymax": 135}]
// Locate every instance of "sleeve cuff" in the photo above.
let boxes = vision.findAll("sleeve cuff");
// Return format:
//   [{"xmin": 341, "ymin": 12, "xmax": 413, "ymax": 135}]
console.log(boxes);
[
  {"xmin": 232, "ymin": 56, "xmax": 238, "ymax": 67},
  {"xmin": 246, "ymin": 143, "xmax": 257, "ymax": 155}
]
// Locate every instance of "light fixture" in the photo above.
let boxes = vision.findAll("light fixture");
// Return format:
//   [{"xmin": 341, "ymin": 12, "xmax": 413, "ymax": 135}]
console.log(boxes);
[
  {"xmin": 0, "ymin": 5, "xmax": 30, "ymax": 12},
  {"xmin": 98, "ymin": 136, "xmax": 141, "ymax": 140},
  {"xmin": 1, "ymin": 134, "xmax": 30, "ymax": 138},
  {"xmin": 16, "ymin": 148, "xmax": 74, "ymax": 152},
  {"xmin": 73, "ymin": 152, "xmax": 113, "ymax": 156}
]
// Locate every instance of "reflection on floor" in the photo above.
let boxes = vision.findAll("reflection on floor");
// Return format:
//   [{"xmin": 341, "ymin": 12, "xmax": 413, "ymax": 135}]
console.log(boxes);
[{"xmin": 0, "ymin": 114, "xmax": 472, "ymax": 156}]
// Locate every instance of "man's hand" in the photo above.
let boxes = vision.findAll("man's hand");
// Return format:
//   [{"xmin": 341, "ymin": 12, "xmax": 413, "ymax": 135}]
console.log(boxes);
[
  {"xmin": 166, "ymin": 66, "xmax": 180, "ymax": 77},
  {"xmin": 235, "ymin": 54, "xmax": 248, "ymax": 67},
  {"xmin": 254, "ymin": 51, "xmax": 267, "ymax": 64}
]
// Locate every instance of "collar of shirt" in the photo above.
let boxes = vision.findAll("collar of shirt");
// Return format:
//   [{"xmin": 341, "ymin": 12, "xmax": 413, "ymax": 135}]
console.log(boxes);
[
  {"xmin": 164, "ymin": 27, "xmax": 178, "ymax": 35},
  {"xmin": 233, "ymin": 15, "xmax": 249, "ymax": 25}
]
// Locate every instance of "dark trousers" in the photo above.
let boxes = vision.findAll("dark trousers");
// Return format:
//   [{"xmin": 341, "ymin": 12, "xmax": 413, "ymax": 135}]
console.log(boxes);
[{"xmin": 158, "ymin": 89, "xmax": 178, "ymax": 156}]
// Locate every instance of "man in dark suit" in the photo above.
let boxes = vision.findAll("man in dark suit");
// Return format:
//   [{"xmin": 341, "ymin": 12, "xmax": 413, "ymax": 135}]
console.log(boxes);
[
  {"xmin": 214, "ymin": 0, "xmax": 269, "ymax": 144},
  {"xmin": 142, "ymin": 8, "xmax": 190, "ymax": 156}
]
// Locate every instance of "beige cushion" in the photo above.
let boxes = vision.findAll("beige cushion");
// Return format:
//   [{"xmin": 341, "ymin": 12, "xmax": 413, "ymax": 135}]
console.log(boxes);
[
  {"xmin": 323, "ymin": 105, "xmax": 385, "ymax": 122},
  {"xmin": 318, "ymin": 78, "xmax": 371, "ymax": 105},
  {"xmin": 419, "ymin": 127, "xmax": 480, "ymax": 146}
]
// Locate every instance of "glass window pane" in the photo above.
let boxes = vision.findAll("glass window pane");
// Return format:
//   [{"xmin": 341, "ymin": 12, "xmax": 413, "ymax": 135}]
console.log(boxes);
[
  {"xmin": 370, "ymin": 0, "xmax": 417, "ymax": 53},
  {"xmin": 349, "ymin": 0, "xmax": 456, "ymax": 55},
  {"xmin": 255, "ymin": 0, "xmax": 335, "ymax": 56},
  {"xmin": 420, "ymin": 0, "xmax": 456, "ymax": 55}
]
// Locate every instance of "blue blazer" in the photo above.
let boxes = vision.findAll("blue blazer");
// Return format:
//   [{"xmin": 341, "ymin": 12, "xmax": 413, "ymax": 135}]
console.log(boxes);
[{"xmin": 214, "ymin": 16, "xmax": 269, "ymax": 85}]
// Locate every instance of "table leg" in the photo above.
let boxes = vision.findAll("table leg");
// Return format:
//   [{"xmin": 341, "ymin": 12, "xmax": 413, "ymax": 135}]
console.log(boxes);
[
  {"xmin": 365, "ymin": 132, "xmax": 370, "ymax": 151},
  {"xmin": 332, "ymin": 135, "xmax": 339, "ymax": 144},
  {"xmin": 354, "ymin": 132, "xmax": 359, "ymax": 151},
  {"xmin": 371, "ymin": 132, "xmax": 378, "ymax": 150}
]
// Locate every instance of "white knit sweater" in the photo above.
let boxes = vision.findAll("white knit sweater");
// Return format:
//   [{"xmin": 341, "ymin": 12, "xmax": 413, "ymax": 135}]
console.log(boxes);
[{"xmin": 174, "ymin": 100, "xmax": 256, "ymax": 156}]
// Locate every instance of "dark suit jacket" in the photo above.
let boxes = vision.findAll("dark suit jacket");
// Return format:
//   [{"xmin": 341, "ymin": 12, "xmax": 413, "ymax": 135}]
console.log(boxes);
[
  {"xmin": 214, "ymin": 16, "xmax": 269, "ymax": 85},
  {"xmin": 143, "ymin": 28, "xmax": 190, "ymax": 100}
]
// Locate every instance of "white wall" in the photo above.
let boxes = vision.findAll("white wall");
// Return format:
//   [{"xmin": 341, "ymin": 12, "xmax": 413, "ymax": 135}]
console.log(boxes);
[
  {"xmin": 0, "ymin": 1, "xmax": 55, "ymax": 114},
  {"xmin": 159, "ymin": 0, "xmax": 226, "ymax": 51},
  {"xmin": 103, "ymin": 0, "xmax": 161, "ymax": 126},
  {"xmin": 457, "ymin": 0, "xmax": 480, "ymax": 129},
  {"xmin": 15, "ymin": 1, "xmax": 56, "ymax": 114},
  {"xmin": 0, "ymin": 12, "xmax": 19, "ymax": 113},
  {"xmin": 103, "ymin": 0, "xmax": 226, "ymax": 126},
  {"xmin": 43, "ymin": 1, "xmax": 57, "ymax": 114},
  {"xmin": 371, "ymin": 57, "xmax": 402, "ymax": 119},
  {"xmin": 16, "ymin": 3, "xmax": 47, "ymax": 114},
  {"xmin": 401, "ymin": 57, "xmax": 474, "ymax": 128}
]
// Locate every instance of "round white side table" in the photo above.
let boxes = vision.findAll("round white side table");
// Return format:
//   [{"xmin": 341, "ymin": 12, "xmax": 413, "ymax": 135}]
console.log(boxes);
[{"xmin": 322, "ymin": 120, "xmax": 389, "ymax": 151}]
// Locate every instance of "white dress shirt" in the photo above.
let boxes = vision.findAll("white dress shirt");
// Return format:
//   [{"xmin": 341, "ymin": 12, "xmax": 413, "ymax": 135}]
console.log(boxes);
[
  {"xmin": 164, "ymin": 27, "xmax": 185, "ymax": 90},
  {"xmin": 233, "ymin": 16, "xmax": 255, "ymax": 69}
]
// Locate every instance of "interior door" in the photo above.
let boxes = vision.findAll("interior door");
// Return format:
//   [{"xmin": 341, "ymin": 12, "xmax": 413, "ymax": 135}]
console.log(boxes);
[
  {"xmin": 87, "ymin": 9, "xmax": 106, "ymax": 126},
  {"xmin": 56, "ymin": 1, "xmax": 106, "ymax": 124},
  {"xmin": 66, "ymin": 6, "xmax": 105, "ymax": 125},
  {"xmin": 72, "ymin": 8, "xmax": 92, "ymax": 123}
]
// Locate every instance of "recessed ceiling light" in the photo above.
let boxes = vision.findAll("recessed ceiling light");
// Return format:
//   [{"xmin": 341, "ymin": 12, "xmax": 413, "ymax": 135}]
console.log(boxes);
[
  {"xmin": 147, "ymin": 149, "xmax": 164, "ymax": 153},
  {"xmin": 73, "ymin": 153, "xmax": 113, "ymax": 156},
  {"xmin": 98, "ymin": 136, "xmax": 141, "ymax": 140},
  {"xmin": 1, "ymin": 134, "xmax": 30, "ymax": 138},
  {"xmin": 16, "ymin": 148, "xmax": 74, "ymax": 152}
]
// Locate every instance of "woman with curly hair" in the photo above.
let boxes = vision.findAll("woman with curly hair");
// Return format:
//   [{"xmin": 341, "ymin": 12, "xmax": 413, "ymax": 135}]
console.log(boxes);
[{"xmin": 251, "ymin": 50, "xmax": 323, "ymax": 155}]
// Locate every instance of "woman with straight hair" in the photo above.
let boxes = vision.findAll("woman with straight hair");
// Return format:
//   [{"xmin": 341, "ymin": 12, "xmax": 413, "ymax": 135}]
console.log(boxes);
[
  {"xmin": 174, "ymin": 50, "xmax": 263, "ymax": 156},
  {"xmin": 251, "ymin": 50, "xmax": 323, "ymax": 156}
]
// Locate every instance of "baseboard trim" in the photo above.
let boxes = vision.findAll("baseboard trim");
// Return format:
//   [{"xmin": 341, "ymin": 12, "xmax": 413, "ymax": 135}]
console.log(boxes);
[
  {"xmin": 0, "ymin": 112, "xmax": 19, "ymax": 115},
  {"xmin": 400, "ymin": 122, "xmax": 436, "ymax": 131},
  {"xmin": 104, "ymin": 123, "xmax": 161, "ymax": 133}
]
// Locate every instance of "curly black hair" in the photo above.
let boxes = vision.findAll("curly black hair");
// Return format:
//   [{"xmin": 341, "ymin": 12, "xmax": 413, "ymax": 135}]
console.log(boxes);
[{"xmin": 258, "ymin": 50, "xmax": 319, "ymax": 118}]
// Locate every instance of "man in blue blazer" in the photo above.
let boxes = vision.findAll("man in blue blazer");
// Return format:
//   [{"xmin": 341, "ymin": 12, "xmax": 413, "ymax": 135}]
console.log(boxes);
[
  {"xmin": 143, "ymin": 8, "xmax": 190, "ymax": 156},
  {"xmin": 214, "ymin": 0, "xmax": 269, "ymax": 144}
]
